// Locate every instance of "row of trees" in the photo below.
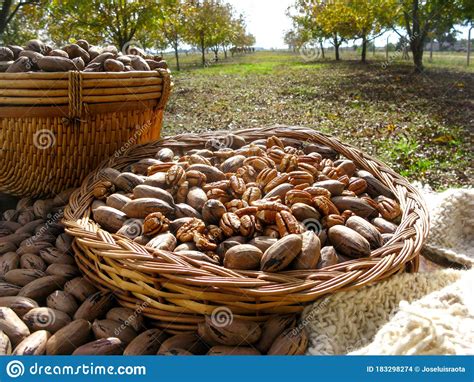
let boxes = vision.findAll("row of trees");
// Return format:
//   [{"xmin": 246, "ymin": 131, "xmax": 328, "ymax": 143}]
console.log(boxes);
[
  {"xmin": 285, "ymin": 0, "xmax": 474, "ymax": 72},
  {"xmin": 0, "ymin": 0, "xmax": 256, "ymax": 70}
]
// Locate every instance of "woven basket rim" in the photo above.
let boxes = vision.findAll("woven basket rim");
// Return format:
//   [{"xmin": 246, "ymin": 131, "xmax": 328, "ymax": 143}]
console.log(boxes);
[
  {"xmin": 63, "ymin": 126, "xmax": 429, "ymax": 329},
  {"xmin": 0, "ymin": 69, "xmax": 168, "ymax": 78}
]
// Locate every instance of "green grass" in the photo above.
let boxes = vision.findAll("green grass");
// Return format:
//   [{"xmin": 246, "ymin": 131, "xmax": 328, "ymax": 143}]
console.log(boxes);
[{"xmin": 163, "ymin": 50, "xmax": 473, "ymax": 189}]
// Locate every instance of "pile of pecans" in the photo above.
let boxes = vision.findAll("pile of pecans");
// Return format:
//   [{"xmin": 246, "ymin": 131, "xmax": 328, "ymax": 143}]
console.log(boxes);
[
  {"xmin": 0, "ymin": 193, "xmax": 305, "ymax": 355},
  {"xmin": 92, "ymin": 134, "xmax": 402, "ymax": 273},
  {"xmin": 0, "ymin": 38, "xmax": 168, "ymax": 73}
]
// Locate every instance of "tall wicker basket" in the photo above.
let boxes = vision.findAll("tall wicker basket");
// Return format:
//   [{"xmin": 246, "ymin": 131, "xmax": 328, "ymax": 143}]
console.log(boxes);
[{"xmin": 0, "ymin": 69, "xmax": 172, "ymax": 198}]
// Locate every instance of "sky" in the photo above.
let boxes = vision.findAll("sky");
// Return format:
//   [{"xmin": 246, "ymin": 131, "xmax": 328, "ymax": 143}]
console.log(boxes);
[
  {"xmin": 227, "ymin": 0, "xmax": 472, "ymax": 49},
  {"xmin": 227, "ymin": 0, "xmax": 294, "ymax": 49}
]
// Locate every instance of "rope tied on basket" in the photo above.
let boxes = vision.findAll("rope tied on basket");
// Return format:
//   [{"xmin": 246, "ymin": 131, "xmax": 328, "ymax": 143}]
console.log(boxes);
[
  {"xmin": 155, "ymin": 69, "xmax": 172, "ymax": 111},
  {"xmin": 67, "ymin": 70, "xmax": 84, "ymax": 126}
]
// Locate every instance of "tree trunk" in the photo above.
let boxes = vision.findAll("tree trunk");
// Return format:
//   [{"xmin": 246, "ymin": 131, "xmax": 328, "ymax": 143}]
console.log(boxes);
[
  {"xmin": 200, "ymin": 32, "xmax": 205, "ymax": 67},
  {"xmin": 408, "ymin": 0, "xmax": 425, "ymax": 72},
  {"xmin": 320, "ymin": 41, "xmax": 325, "ymax": 59},
  {"xmin": 412, "ymin": 44, "xmax": 424, "ymax": 72},
  {"xmin": 173, "ymin": 42, "xmax": 180, "ymax": 71},
  {"xmin": 223, "ymin": 47, "xmax": 227, "ymax": 59},
  {"xmin": 468, "ymin": 26, "xmax": 473, "ymax": 66},
  {"xmin": 333, "ymin": 35, "xmax": 340, "ymax": 61},
  {"xmin": 213, "ymin": 48, "xmax": 218, "ymax": 62},
  {"xmin": 429, "ymin": 37, "xmax": 433, "ymax": 61},
  {"xmin": 0, "ymin": 0, "xmax": 13, "ymax": 39},
  {"xmin": 361, "ymin": 34, "xmax": 367, "ymax": 63}
]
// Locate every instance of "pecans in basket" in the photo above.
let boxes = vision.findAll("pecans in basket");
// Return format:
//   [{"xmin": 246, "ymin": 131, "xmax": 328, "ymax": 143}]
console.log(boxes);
[{"xmin": 90, "ymin": 134, "xmax": 401, "ymax": 271}]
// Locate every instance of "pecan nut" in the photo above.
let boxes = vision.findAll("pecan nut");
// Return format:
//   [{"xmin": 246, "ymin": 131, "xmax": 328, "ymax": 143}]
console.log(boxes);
[
  {"xmin": 186, "ymin": 170, "xmax": 207, "ymax": 187},
  {"xmin": 348, "ymin": 177, "xmax": 367, "ymax": 195},
  {"xmin": 284, "ymin": 190, "xmax": 312, "ymax": 206},
  {"xmin": 219, "ymin": 212, "xmax": 241, "ymax": 237},
  {"xmin": 166, "ymin": 165, "xmax": 186, "ymax": 187},
  {"xmin": 193, "ymin": 232, "xmax": 217, "ymax": 251},
  {"xmin": 279, "ymin": 154, "xmax": 298, "ymax": 172},
  {"xmin": 242, "ymin": 186, "xmax": 262, "ymax": 204},
  {"xmin": 176, "ymin": 218, "xmax": 206, "ymax": 242},
  {"xmin": 229, "ymin": 175, "xmax": 246, "ymax": 197},
  {"xmin": 374, "ymin": 196, "xmax": 401, "ymax": 220},
  {"xmin": 275, "ymin": 211, "xmax": 302, "ymax": 237},
  {"xmin": 266, "ymin": 135, "xmax": 284, "ymax": 149},
  {"xmin": 312, "ymin": 196, "xmax": 340, "ymax": 216},
  {"xmin": 143, "ymin": 212, "xmax": 170, "ymax": 236}
]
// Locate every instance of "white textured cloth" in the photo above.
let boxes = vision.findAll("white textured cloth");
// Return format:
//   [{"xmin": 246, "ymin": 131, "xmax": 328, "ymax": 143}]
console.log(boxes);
[
  {"xmin": 419, "ymin": 186, "xmax": 474, "ymax": 267},
  {"xmin": 351, "ymin": 270, "xmax": 474, "ymax": 355},
  {"xmin": 304, "ymin": 186, "xmax": 474, "ymax": 355},
  {"xmin": 304, "ymin": 270, "xmax": 463, "ymax": 355}
]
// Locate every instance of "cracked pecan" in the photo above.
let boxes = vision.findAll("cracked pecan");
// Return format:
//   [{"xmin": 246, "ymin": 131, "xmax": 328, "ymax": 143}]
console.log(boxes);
[
  {"xmin": 275, "ymin": 211, "xmax": 302, "ymax": 236},
  {"xmin": 285, "ymin": 190, "xmax": 313, "ymax": 206},
  {"xmin": 312, "ymin": 196, "xmax": 340, "ymax": 216},
  {"xmin": 348, "ymin": 177, "xmax": 367, "ymax": 195},
  {"xmin": 263, "ymin": 173, "xmax": 290, "ymax": 194},
  {"xmin": 175, "ymin": 181, "xmax": 189, "ymax": 204},
  {"xmin": 266, "ymin": 135, "xmax": 285, "ymax": 149},
  {"xmin": 188, "ymin": 154, "xmax": 212, "ymax": 166},
  {"xmin": 166, "ymin": 165, "xmax": 186, "ymax": 187},
  {"xmin": 219, "ymin": 212, "xmax": 241, "ymax": 236},
  {"xmin": 242, "ymin": 186, "xmax": 262, "ymax": 204},
  {"xmin": 229, "ymin": 175, "xmax": 246, "ymax": 197},
  {"xmin": 186, "ymin": 170, "xmax": 207, "ymax": 187},
  {"xmin": 279, "ymin": 154, "xmax": 298, "ymax": 173},
  {"xmin": 143, "ymin": 212, "xmax": 170, "ymax": 236},
  {"xmin": 236, "ymin": 165, "xmax": 257, "ymax": 183},
  {"xmin": 206, "ymin": 189, "xmax": 232, "ymax": 204},
  {"xmin": 256, "ymin": 168, "xmax": 277, "ymax": 188},
  {"xmin": 193, "ymin": 232, "xmax": 217, "ymax": 251},
  {"xmin": 288, "ymin": 170, "xmax": 314, "ymax": 186},
  {"xmin": 176, "ymin": 218, "xmax": 206, "ymax": 242},
  {"xmin": 374, "ymin": 196, "xmax": 401, "ymax": 221}
]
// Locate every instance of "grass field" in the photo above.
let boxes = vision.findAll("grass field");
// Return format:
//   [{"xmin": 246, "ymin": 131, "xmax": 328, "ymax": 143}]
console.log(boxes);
[{"xmin": 162, "ymin": 50, "xmax": 473, "ymax": 189}]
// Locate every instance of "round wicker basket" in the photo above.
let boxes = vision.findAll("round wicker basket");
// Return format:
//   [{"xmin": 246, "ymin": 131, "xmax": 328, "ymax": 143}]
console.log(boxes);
[
  {"xmin": 0, "ymin": 69, "xmax": 172, "ymax": 198},
  {"xmin": 64, "ymin": 126, "xmax": 429, "ymax": 334}
]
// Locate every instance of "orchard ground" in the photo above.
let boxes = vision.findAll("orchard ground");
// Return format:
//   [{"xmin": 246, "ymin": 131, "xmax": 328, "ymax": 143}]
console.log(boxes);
[{"xmin": 162, "ymin": 50, "xmax": 473, "ymax": 189}]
